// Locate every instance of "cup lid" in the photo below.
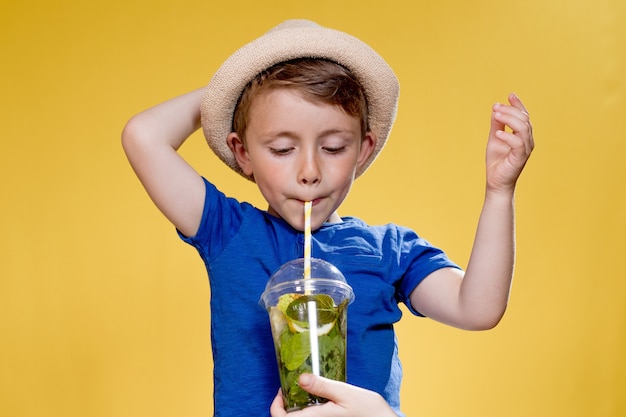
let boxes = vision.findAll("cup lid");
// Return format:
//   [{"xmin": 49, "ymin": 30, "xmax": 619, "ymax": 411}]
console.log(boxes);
[{"xmin": 259, "ymin": 258, "xmax": 354, "ymax": 308}]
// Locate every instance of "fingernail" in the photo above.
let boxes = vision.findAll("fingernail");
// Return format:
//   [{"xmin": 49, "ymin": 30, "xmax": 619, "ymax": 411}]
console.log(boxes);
[{"xmin": 299, "ymin": 373, "xmax": 314, "ymax": 386}]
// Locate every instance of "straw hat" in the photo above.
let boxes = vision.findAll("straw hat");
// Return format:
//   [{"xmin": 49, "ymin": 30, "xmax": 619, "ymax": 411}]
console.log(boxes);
[{"xmin": 200, "ymin": 19, "xmax": 399, "ymax": 180}]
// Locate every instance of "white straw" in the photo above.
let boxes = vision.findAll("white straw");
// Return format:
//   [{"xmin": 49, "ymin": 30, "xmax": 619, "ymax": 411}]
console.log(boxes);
[
  {"xmin": 303, "ymin": 201, "xmax": 320, "ymax": 374},
  {"xmin": 307, "ymin": 300, "xmax": 320, "ymax": 375},
  {"xmin": 303, "ymin": 201, "xmax": 312, "ymax": 284}
]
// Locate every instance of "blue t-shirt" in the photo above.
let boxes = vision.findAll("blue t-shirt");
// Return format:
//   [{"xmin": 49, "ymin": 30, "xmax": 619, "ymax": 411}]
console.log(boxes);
[{"xmin": 180, "ymin": 179, "xmax": 459, "ymax": 417}]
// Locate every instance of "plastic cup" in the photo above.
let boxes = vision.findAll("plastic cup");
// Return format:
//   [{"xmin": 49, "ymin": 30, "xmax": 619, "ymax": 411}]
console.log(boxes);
[{"xmin": 260, "ymin": 258, "xmax": 354, "ymax": 412}]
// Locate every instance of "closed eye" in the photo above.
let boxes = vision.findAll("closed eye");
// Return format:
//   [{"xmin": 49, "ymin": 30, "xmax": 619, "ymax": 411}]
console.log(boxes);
[
  {"xmin": 323, "ymin": 146, "xmax": 346, "ymax": 154},
  {"xmin": 269, "ymin": 147, "xmax": 294, "ymax": 156}
]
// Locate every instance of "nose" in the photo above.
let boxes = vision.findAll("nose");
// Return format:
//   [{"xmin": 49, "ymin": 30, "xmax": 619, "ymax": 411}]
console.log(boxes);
[{"xmin": 298, "ymin": 151, "xmax": 321, "ymax": 186}]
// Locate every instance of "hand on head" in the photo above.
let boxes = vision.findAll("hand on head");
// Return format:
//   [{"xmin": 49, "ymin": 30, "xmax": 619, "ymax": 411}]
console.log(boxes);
[{"xmin": 269, "ymin": 374, "xmax": 397, "ymax": 417}]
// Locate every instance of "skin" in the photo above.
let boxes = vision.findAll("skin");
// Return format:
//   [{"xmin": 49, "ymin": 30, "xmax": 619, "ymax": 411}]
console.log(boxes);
[
  {"xmin": 410, "ymin": 94, "xmax": 534, "ymax": 330},
  {"xmin": 269, "ymin": 374, "xmax": 397, "ymax": 417},
  {"xmin": 227, "ymin": 89, "xmax": 376, "ymax": 232}
]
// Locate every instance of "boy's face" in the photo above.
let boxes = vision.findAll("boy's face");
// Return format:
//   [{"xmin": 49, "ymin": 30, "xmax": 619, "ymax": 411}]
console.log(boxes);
[{"xmin": 228, "ymin": 89, "xmax": 375, "ymax": 232}]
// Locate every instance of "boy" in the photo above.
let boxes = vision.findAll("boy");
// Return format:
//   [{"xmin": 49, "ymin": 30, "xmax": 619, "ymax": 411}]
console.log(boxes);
[{"xmin": 122, "ymin": 20, "xmax": 533, "ymax": 417}]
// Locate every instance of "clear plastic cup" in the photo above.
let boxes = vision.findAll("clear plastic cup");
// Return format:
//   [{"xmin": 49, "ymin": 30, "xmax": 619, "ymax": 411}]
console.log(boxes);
[{"xmin": 260, "ymin": 258, "xmax": 354, "ymax": 411}]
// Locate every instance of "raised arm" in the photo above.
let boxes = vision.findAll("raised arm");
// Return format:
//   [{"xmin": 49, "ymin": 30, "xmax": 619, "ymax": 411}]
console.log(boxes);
[
  {"xmin": 410, "ymin": 94, "xmax": 534, "ymax": 330},
  {"xmin": 121, "ymin": 88, "xmax": 206, "ymax": 237}
]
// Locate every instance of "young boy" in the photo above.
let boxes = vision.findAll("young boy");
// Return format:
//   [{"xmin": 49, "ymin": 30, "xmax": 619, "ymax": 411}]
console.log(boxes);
[{"xmin": 122, "ymin": 20, "xmax": 533, "ymax": 417}]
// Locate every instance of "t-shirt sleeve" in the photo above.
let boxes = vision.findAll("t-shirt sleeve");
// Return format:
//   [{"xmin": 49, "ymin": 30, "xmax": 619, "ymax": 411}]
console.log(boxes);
[
  {"xmin": 395, "ymin": 228, "xmax": 462, "ymax": 316},
  {"xmin": 177, "ymin": 178, "xmax": 249, "ymax": 263}
]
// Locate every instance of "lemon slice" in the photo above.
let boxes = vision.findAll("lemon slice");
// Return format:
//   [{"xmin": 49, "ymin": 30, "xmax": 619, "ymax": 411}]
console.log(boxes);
[
  {"xmin": 284, "ymin": 294, "xmax": 338, "ymax": 335},
  {"xmin": 277, "ymin": 293, "xmax": 302, "ymax": 314},
  {"xmin": 269, "ymin": 306, "xmax": 288, "ymax": 337},
  {"xmin": 289, "ymin": 320, "xmax": 335, "ymax": 335}
]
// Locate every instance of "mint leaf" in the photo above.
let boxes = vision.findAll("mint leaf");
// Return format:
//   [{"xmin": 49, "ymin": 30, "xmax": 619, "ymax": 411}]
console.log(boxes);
[
  {"xmin": 319, "ymin": 326, "xmax": 345, "ymax": 380},
  {"xmin": 280, "ymin": 329, "xmax": 311, "ymax": 371}
]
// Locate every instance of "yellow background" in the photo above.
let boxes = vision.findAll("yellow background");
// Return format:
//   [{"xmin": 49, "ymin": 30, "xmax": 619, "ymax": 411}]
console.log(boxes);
[{"xmin": 1, "ymin": 0, "xmax": 624, "ymax": 416}]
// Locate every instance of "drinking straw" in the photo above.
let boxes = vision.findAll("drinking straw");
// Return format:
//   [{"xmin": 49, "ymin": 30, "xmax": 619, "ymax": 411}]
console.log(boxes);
[
  {"xmin": 303, "ymin": 200, "xmax": 319, "ymax": 375},
  {"xmin": 303, "ymin": 201, "xmax": 312, "ymax": 282}
]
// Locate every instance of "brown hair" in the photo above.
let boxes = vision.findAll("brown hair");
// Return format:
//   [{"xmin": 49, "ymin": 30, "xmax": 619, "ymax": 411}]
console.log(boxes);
[{"xmin": 232, "ymin": 58, "xmax": 369, "ymax": 143}]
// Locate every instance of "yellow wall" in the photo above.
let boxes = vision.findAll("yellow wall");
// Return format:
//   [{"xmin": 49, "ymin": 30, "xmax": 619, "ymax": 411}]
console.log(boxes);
[{"xmin": 1, "ymin": 0, "xmax": 624, "ymax": 416}]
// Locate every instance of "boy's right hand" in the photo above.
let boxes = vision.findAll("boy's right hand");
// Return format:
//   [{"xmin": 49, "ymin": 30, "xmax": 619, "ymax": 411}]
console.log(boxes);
[{"xmin": 269, "ymin": 374, "xmax": 397, "ymax": 417}]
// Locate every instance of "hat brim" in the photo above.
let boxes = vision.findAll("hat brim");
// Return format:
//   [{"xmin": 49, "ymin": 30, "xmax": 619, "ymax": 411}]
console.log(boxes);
[{"xmin": 200, "ymin": 19, "xmax": 399, "ymax": 181}]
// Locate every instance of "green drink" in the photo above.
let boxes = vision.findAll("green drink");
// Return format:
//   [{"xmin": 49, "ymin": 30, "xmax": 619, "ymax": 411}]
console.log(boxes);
[{"xmin": 261, "ymin": 259, "xmax": 354, "ymax": 412}]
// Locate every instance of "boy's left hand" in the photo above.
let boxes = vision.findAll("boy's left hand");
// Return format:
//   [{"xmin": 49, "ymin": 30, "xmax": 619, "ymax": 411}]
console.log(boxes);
[{"xmin": 486, "ymin": 93, "xmax": 534, "ymax": 193}]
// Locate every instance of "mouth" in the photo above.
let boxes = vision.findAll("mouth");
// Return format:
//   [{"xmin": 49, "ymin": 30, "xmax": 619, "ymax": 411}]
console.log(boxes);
[{"xmin": 300, "ymin": 198, "xmax": 321, "ymax": 206}]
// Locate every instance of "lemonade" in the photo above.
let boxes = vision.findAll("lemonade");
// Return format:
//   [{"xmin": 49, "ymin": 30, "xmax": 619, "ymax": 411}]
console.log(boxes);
[
  {"xmin": 269, "ymin": 292, "xmax": 349, "ymax": 411},
  {"xmin": 260, "ymin": 258, "xmax": 354, "ymax": 412}
]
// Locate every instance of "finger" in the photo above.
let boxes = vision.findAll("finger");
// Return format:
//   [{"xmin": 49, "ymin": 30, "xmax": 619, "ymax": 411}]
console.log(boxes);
[
  {"xmin": 494, "ymin": 100, "xmax": 530, "ymax": 122},
  {"xmin": 495, "ymin": 129, "xmax": 533, "ymax": 159},
  {"xmin": 270, "ymin": 389, "xmax": 288, "ymax": 417},
  {"xmin": 508, "ymin": 93, "xmax": 530, "ymax": 116},
  {"xmin": 493, "ymin": 110, "xmax": 530, "ymax": 135},
  {"xmin": 298, "ymin": 374, "xmax": 333, "ymax": 398},
  {"xmin": 298, "ymin": 374, "xmax": 348, "ymax": 402},
  {"xmin": 490, "ymin": 103, "xmax": 507, "ymax": 135}
]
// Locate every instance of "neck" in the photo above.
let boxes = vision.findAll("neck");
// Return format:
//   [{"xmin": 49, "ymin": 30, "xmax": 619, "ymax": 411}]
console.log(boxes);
[{"xmin": 325, "ymin": 211, "xmax": 342, "ymax": 224}]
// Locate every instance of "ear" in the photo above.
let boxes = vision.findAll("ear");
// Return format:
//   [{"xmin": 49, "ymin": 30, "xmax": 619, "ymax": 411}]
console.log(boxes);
[
  {"xmin": 356, "ymin": 131, "xmax": 377, "ymax": 168},
  {"xmin": 227, "ymin": 132, "xmax": 253, "ymax": 176}
]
